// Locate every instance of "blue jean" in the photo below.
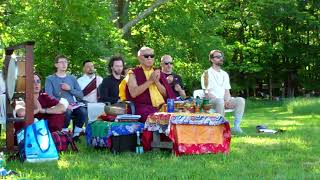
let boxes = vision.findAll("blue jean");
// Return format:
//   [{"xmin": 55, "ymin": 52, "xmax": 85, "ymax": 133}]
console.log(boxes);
[{"xmin": 64, "ymin": 106, "xmax": 87, "ymax": 129}]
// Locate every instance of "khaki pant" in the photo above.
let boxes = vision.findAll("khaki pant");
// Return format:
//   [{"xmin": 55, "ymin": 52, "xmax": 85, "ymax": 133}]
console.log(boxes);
[{"xmin": 210, "ymin": 97, "xmax": 245, "ymax": 128}]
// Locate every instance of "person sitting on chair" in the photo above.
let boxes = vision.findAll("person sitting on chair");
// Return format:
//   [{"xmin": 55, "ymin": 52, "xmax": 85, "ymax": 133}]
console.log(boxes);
[
  {"xmin": 119, "ymin": 47, "xmax": 175, "ymax": 151},
  {"xmin": 98, "ymin": 56, "xmax": 124, "ymax": 104},
  {"xmin": 77, "ymin": 60, "xmax": 103, "ymax": 103},
  {"xmin": 160, "ymin": 55, "xmax": 186, "ymax": 99},
  {"xmin": 45, "ymin": 55, "xmax": 87, "ymax": 139},
  {"xmin": 14, "ymin": 73, "xmax": 68, "ymax": 133},
  {"xmin": 201, "ymin": 49, "xmax": 245, "ymax": 133}
]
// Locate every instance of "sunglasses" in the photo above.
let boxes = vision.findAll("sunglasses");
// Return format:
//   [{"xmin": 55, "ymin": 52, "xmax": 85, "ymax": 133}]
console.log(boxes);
[
  {"xmin": 164, "ymin": 62, "xmax": 173, "ymax": 65},
  {"xmin": 34, "ymin": 79, "xmax": 41, "ymax": 84},
  {"xmin": 143, "ymin": 54, "xmax": 155, "ymax": 58},
  {"xmin": 210, "ymin": 54, "xmax": 224, "ymax": 59}
]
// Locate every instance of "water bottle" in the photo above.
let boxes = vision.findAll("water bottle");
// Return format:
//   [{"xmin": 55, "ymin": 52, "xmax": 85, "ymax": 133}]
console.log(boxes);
[
  {"xmin": 136, "ymin": 131, "xmax": 144, "ymax": 154},
  {"xmin": 195, "ymin": 96, "xmax": 202, "ymax": 106},
  {"xmin": 167, "ymin": 99, "xmax": 174, "ymax": 113}
]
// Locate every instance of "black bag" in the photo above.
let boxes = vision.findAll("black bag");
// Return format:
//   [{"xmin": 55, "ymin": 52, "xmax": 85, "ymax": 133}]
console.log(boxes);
[{"xmin": 110, "ymin": 134, "xmax": 137, "ymax": 153}]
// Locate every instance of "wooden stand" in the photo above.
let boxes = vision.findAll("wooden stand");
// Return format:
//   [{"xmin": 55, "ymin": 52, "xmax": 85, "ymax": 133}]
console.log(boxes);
[
  {"xmin": 3, "ymin": 41, "xmax": 35, "ymax": 152},
  {"xmin": 151, "ymin": 132, "xmax": 173, "ymax": 151}
]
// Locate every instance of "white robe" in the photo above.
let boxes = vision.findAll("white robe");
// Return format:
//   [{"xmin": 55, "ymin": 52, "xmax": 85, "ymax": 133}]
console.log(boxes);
[{"xmin": 77, "ymin": 74, "xmax": 103, "ymax": 103}]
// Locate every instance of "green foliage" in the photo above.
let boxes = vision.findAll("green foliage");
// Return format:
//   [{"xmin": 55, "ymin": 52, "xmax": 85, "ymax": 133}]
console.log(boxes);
[
  {"xmin": 2, "ymin": 0, "xmax": 132, "ymax": 78},
  {"xmin": 0, "ymin": 0, "xmax": 320, "ymax": 96}
]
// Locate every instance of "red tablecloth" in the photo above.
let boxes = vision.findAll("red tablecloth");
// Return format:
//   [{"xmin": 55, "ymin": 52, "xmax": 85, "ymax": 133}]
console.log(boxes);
[{"xmin": 145, "ymin": 112, "xmax": 231, "ymax": 155}]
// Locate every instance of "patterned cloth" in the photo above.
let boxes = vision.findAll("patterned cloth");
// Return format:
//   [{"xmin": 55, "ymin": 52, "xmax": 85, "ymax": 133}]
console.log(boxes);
[
  {"xmin": 170, "ymin": 112, "xmax": 227, "ymax": 126},
  {"xmin": 86, "ymin": 121, "xmax": 144, "ymax": 148},
  {"xmin": 169, "ymin": 124, "xmax": 231, "ymax": 155},
  {"xmin": 144, "ymin": 113, "xmax": 172, "ymax": 133},
  {"xmin": 144, "ymin": 112, "xmax": 227, "ymax": 133},
  {"xmin": 145, "ymin": 112, "xmax": 231, "ymax": 155}
]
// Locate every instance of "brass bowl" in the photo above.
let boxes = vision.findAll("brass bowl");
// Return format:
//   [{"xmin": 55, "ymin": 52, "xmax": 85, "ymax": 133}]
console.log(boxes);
[{"xmin": 202, "ymin": 104, "xmax": 212, "ymax": 112}]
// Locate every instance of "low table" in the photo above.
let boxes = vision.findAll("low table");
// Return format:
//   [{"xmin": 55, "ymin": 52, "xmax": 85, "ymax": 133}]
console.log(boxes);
[
  {"xmin": 145, "ymin": 112, "xmax": 231, "ymax": 155},
  {"xmin": 86, "ymin": 121, "xmax": 144, "ymax": 149}
]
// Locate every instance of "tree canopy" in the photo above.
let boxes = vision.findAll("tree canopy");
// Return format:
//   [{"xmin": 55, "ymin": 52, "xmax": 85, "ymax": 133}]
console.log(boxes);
[{"xmin": 1, "ymin": 0, "xmax": 319, "ymax": 97}]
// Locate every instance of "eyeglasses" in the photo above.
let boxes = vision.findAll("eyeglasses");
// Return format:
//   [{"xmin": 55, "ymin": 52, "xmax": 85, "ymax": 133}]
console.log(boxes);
[
  {"xmin": 57, "ymin": 60, "xmax": 68, "ymax": 64},
  {"xmin": 164, "ymin": 62, "xmax": 173, "ymax": 65},
  {"xmin": 34, "ymin": 79, "xmax": 41, "ymax": 84},
  {"xmin": 210, "ymin": 54, "xmax": 224, "ymax": 59},
  {"xmin": 143, "ymin": 54, "xmax": 155, "ymax": 59}
]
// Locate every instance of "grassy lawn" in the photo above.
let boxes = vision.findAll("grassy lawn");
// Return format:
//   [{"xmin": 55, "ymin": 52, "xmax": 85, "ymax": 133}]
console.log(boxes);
[{"xmin": 1, "ymin": 99, "xmax": 320, "ymax": 179}]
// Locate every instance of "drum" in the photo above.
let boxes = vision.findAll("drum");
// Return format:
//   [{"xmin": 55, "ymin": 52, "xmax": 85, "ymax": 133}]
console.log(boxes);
[{"xmin": 6, "ymin": 56, "xmax": 26, "ymax": 100}]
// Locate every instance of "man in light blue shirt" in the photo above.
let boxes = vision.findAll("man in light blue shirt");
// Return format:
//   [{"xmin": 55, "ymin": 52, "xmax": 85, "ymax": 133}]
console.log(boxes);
[{"xmin": 45, "ymin": 55, "xmax": 87, "ymax": 140}]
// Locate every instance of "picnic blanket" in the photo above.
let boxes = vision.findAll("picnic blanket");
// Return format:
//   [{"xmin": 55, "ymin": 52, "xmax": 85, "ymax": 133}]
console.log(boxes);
[{"xmin": 86, "ymin": 121, "xmax": 144, "ymax": 148}]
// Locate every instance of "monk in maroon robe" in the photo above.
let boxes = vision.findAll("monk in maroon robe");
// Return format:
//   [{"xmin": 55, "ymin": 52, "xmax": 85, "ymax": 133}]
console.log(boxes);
[
  {"xmin": 120, "ymin": 47, "xmax": 175, "ymax": 151},
  {"xmin": 14, "ymin": 74, "xmax": 67, "ymax": 133}
]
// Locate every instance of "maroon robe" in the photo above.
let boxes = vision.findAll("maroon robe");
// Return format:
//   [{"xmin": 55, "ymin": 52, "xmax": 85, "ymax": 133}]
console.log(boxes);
[
  {"xmin": 125, "ymin": 66, "xmax": 176, "ymax": 151},
  {"xmin": 15, "ymin": 93, "xmax": 65, "ymax": 133}
]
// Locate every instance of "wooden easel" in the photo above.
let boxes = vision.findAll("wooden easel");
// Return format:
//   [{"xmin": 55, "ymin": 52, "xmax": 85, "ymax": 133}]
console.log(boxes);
[{"xmin": 3, "ymin": 41, "xmax": 35, "ymax": 152}]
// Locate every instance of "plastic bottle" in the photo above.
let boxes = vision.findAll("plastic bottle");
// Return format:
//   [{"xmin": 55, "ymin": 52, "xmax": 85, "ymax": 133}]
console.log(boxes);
[
  {"xmin": 136, "ymin": 131, "xmax": 144, "ymax": 154},
  {"xmin": 196, "ymin": 96, "xmax": 201, "ymax": 106},
  {"xmin": 167, "ymin": 99, "xmax": 174, "ymax": 113}
]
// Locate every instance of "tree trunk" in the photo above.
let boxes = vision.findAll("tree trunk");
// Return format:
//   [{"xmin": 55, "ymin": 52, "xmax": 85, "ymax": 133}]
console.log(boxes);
[
  {"xmin": 269, "ymin": 74, "xmax": 273, "ymax": 100},
  {"xmin": 281, "ymin": 83, "xmax": 285, "ymax": 99},
  {"xmin": 246, "ymin": 87, "xmax": 249, "ymax": 98},
  {"xmin": 286, "ymin": 71, "xmax": 295, "ymax": 98},
  {"xmin": 121, "ymin": 0, "xmax": 169, "ymax": 35}
]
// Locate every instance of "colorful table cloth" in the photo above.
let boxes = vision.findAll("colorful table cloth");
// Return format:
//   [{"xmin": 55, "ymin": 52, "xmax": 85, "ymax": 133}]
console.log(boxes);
[
  {"xmin": 145, "ymin": 112, "xmax": 231, "ymax": 155},
  {"xmin": 86, "ymin": 121, "xmax": 144, "ymax": 148}
]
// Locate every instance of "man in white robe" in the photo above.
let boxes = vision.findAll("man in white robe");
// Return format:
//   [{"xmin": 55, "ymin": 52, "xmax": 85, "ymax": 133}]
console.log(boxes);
[{"xmin": 77, "ymin": 60, "xmax": 103, "ymax": 103}]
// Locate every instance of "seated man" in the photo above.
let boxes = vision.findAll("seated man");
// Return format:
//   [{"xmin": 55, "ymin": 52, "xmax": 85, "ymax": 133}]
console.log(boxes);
[
  {"xmin": 15, "ymin": 73, "xmax": 68, "ymax": 133},
  {"xmin": 77, "ymin": 60, "xmax": 103, "ymax": 103},
  {"xmin": 119, "ymin": 47, "xmax": 175, "ymax": 151},
  {"xmin": 45, "ymin": 55, "xmax": 87, "ymax": 139},
  {"xmin": 201, "ymin": 49, "xmax": 245, "ymax": 133},
  {"xmin": 161, "ymin": 55, "xmax": 186, "ymax": 99},
  {"xmin": 98, "ymin": 56, "xmax": 124, "ymax": 104}
]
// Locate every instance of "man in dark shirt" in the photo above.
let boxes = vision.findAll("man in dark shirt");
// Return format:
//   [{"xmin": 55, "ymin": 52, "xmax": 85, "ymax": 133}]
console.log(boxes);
[
  {"xmin": 161, "ymin": 55, "xmax": 186, "ymax": 99},
  {"xmin": 98, "ymin": 56, "xmax": 124, "ymax": 104}
]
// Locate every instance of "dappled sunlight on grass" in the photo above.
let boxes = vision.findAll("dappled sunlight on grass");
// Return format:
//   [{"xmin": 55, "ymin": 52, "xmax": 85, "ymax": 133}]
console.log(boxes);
[
  {"xmin": 57, "ymin": 159, "xmax": 70, "ymax": 169},
  {"xmin": 285, "ymin": 137, "xmax": 310, "ymax": 150},
  {"xmin": 233, "ymin": 135, "xmax": 310, "ymax": 151},
  {"xmin": 285, "ymin": 98, "xmax": 320, "ymax": 115},
  {"xmin": 274, "ymin": 120, "xmax": 304, "ymax": 126},
  {"xmin": 236, "ymin": 136, "xmax": 280, "ymax": 146},
  {"xmin": 285, "ymin": 115, "xmax": 320, "ymax": 120}
]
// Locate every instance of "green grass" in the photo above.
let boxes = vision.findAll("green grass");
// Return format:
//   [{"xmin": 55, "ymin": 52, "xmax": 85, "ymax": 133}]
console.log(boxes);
[{"xmin": 2, "ymin": 98, "xmax": 320, "ymax": 179}]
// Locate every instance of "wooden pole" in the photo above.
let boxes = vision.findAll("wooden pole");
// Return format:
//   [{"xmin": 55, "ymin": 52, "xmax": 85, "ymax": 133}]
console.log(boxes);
[{"xmin": 24, "ymin": 43, "xmax": 34, "ymax": 126}]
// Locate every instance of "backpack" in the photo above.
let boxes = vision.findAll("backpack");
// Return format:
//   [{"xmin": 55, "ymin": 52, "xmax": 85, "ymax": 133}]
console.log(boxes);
[{"xmin": 51, "ymin": 131, "xmax": 78, "ymax": 152}]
